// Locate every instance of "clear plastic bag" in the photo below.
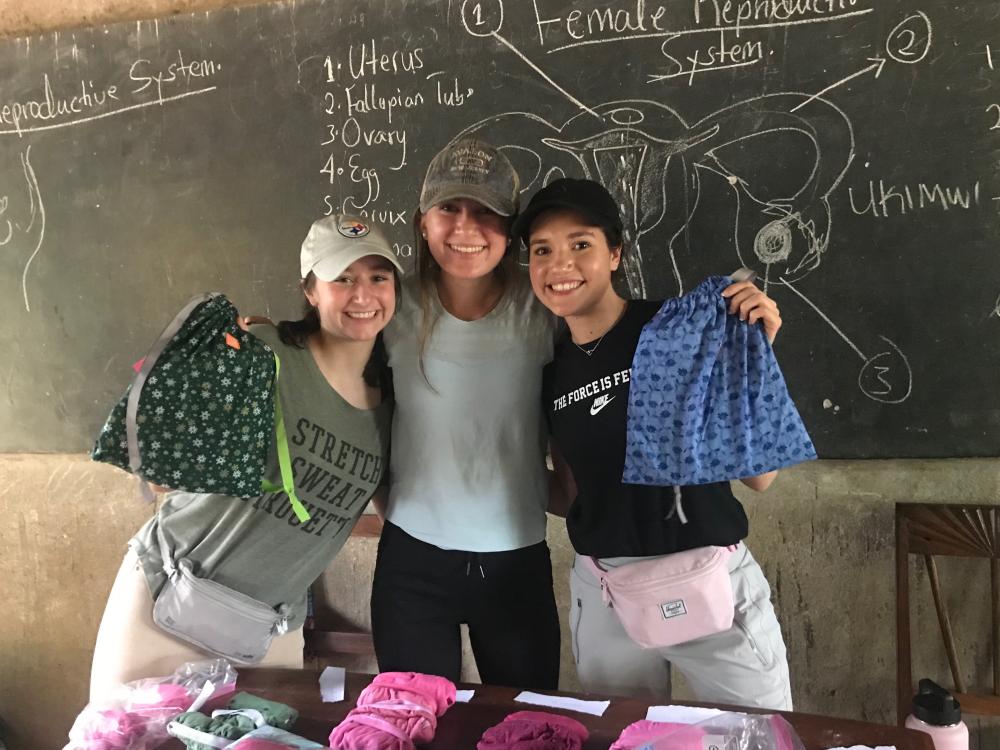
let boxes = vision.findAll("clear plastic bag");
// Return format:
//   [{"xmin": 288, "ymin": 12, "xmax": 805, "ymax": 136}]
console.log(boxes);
[
  {"xmin": 631, "ymin": 711, "xmax": 805, "ymax": 750},
  {"xmin": 64, "ymin": 658, "xmax": 238, "ymax": 750}
]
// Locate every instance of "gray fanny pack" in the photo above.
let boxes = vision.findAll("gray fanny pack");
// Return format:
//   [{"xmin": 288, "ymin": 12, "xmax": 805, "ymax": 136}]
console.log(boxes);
[{"xmin": 152, "ymin": 525, "xmax": 291, "ymax": 665}]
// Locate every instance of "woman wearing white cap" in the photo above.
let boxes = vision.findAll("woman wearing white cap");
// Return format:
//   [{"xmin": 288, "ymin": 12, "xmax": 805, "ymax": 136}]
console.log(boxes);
[
  {"xmin": 370, "ymin": 138, "xmax": 562, "ymax": 689},
  {"xmin": 88, "ymin": 215, "xmax": 402, "ymax": 700}
]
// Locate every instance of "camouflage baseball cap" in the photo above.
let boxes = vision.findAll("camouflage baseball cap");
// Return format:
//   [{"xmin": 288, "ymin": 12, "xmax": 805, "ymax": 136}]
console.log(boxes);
[{"xmin": 418, "ymin": 137, "xmax": 520, "ymax": 216}]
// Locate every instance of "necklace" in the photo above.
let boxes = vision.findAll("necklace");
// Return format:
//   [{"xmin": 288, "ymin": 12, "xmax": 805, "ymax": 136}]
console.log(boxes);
[
  {"xmin": 574, "ymin": 333, "xmax": 607, "ymax": 357},
  {"xmin": 572, "ymin": 300, "xmax": 629, "ymax": 357}
]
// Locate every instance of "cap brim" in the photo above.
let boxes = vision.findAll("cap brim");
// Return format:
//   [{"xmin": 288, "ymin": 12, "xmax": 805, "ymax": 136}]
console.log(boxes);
[
  {"xmin": 309, "ymin": 243, "xmax": 405, "ymax": 282},
  {"xmin": 511, "ymin": 197, "xmax": 615, "ymax": 245},
  {"xmin": 419, "ymin": 185, "xmax": 517, "ymax": 217}
]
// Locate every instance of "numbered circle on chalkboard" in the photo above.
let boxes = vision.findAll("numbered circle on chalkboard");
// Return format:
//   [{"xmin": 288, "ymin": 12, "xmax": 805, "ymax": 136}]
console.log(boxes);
[
  {"xmin": 885, "ymin": 11, "xmax": 932, "ymax": 65},
  {"xmin": 857, "ymin": 337, "xmax": 913, "ymax": 405},
  {"xmin": 461, "ymin": 0, "xmax": 503, "ymax": 37}
]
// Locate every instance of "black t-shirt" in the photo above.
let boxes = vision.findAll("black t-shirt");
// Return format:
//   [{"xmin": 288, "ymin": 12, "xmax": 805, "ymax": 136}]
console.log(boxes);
[{"xmin": 543, "ymin": 300, "xmax": 749, "ymax": 558}]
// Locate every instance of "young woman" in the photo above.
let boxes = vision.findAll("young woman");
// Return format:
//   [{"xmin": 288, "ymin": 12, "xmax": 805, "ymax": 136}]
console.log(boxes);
[
  {"xmin": 89, "ymin": 214, "xmax": 401, "ymax": 700},
  {"xmin": 370, "ymin": 137, "xmax": 561, "ymax": 690},
  {"xmin": 516, "ymin": 177, "xmax": 793, "ymax": 709}
]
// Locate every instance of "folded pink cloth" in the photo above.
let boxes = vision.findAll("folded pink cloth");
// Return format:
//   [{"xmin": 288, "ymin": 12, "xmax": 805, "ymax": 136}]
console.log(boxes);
[
  {"xmin": 329, "ymin": 673, "xmax": 457, "ymax": 750},
  {"xmin": 609, "ymin": 720, "xmax": 705, "ymax": 749},
  {"xmin": 356, "ymin": 672, "xmax": 456, "ymax": 716},
  {"xmin": 477, "ymin": 710, "xmax": 588, "ymax": 750}
]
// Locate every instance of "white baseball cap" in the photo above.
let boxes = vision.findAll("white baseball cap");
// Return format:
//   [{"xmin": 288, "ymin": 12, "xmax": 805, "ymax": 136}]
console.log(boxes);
[{"xmin": 300, "ymin": 214, "xmax": 405, "ymax": 281}]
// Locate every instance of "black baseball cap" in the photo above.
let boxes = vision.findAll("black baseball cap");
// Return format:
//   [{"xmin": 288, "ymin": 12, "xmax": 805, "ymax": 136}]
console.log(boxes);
[{"xmin": 512, "ymin": 178, "xmax": 623, "ymax": 246}]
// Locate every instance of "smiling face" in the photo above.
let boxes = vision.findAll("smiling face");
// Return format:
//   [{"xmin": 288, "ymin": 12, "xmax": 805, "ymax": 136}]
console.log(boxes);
[
  {"xmin": 419, "ymin": 197, "xmax": 510, "ymax": 281},
  {"xmin": 527, "ymin": 209, "xmax": 622, "ymax": 321},
  {"xmin": 304, "ymin": 255, "xmax": 397, "ymax": 342}
]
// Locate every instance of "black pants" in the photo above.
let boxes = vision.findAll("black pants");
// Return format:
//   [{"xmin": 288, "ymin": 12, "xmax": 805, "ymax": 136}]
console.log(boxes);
[{"xmin": 371, "ymin": 520, "xmax": 561, "ymax": 690}]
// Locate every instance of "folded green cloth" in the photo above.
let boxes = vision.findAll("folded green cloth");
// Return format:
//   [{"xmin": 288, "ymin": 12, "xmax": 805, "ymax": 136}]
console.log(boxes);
[
  {"xmin": 173, "ymin": 711, "xmax": 257, "ymax": 750},
  {"xmin": 228, "ymin": 692, "xmax": 299, "ymax": 730}
]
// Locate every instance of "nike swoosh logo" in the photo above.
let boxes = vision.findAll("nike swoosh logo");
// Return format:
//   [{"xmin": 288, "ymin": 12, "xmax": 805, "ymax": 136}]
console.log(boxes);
[{"xmin": 590, "ymin": 396, "xmax": 615, "ymax": 416}]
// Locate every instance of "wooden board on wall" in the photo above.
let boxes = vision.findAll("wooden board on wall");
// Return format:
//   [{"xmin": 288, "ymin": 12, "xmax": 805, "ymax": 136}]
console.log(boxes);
[{"xmin": 1, "ymin": 0, "xmax": 998, "ymax": 457}]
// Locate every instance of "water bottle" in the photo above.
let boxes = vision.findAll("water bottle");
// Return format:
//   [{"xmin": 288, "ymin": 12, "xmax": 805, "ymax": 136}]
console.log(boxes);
[{"xmin": 904, "ymin": 679, "xmax": 969, "ymax": 750}]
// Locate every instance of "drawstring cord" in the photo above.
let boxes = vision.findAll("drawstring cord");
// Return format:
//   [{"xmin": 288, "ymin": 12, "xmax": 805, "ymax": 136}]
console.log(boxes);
[
  {"xmin": 465, "ymin": 553, "xmax": 486, "ymax": 578},
  {"xmin": 665, "ymin": 485, "xmax": 688, "ymax": 524}
]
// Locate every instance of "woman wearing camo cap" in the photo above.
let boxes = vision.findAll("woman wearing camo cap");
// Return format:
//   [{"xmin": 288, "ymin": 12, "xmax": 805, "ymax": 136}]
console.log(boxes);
[{"xmin": 370, "ymin": 137, "xmax": 561, "ymax": 690}]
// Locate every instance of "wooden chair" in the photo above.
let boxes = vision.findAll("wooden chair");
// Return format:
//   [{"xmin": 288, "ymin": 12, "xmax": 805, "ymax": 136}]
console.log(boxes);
[
  {"xmin": 303, "ymin": 514, "xmax": 383, "ymax": 663},
  {"xmin": 896, "ymin": 502, "xmax": 1000, "ymax": 724}
]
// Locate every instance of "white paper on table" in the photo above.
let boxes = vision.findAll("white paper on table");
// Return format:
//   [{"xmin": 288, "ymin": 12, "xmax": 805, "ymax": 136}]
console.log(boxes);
[
  {"xmin": 455, "ymin": 689, "xmax": 475, "ymax": 703},
  {"xmin": 514, "ymin": 690, "xmax": 610, "ymax": 717},
  {"xmin": 644, "ymin": 705, "xmax": 727, "ymax": 724},
  {"xmin": 319, "ymin": 666, "xmax": 346, "ymax": 703}
]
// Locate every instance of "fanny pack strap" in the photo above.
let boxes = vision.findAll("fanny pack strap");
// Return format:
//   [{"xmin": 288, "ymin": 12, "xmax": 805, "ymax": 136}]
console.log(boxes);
[
  {"xmin": 126, "ymin": 293, "xmax": 216, "ymax": 502},
  {"xmin": 261, "ymin": 353, "xmax": 311, "ymax": 523}
]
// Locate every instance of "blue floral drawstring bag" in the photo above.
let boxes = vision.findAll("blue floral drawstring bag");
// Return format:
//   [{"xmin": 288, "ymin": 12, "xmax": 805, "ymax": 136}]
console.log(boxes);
[{"xmin": 623, "ymin": 275, "xmax": 816, "ymax": 487}]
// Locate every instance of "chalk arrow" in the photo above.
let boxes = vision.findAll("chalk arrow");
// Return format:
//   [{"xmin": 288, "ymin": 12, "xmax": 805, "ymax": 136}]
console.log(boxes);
[
  {"xmin": 868, "ymin": 54, "xmax": 888, "ymax": 78},
  {"xmin": 792, "ymin": 55, "xmax": 887, "ymax": 112},
  {"xmin": 490, "ymin": 32, "xmax": 601, "ymax": 120}
]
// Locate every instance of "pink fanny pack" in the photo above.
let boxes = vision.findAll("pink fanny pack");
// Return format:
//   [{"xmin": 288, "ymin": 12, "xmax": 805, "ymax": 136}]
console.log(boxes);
[{"xmin": 583, "ymin": 545, "xmax": 736, "ymax": 649}]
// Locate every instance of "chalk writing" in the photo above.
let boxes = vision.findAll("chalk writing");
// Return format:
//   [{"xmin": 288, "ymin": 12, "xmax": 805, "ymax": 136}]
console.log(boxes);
[
  {"xmin": 129, "ymin": 51, "xmax": 220, "ymax": 102},
  {"xmin": 528, "ymin": 0, "xmax": 874, "ymax": 53},
  {"xmin": 0, "ymin": 75, "xmax": 119, "ymax": 136},
  {"xmin": 0, "ymin": 49, "xmax": 219, "ymax": 137},
  {"xmin": 988, "ymin": 103, "xmax": 1000, "ymax": 131},
  {"xmin": 884, "ymin": 11, "xmax": 932, "ymax": 65},
  {"xmin": 653, "ymin": 30, "xmax": 765, "ymax": 84},
  {"xmin": 344, "ymin": 83, "xmax": 424, "ymax": 123},
  {"xmin": 347, "ymin": 39, "xmax": 424, "ymax": 79},
  {"xmin": 849, "ymin": 180, "xmax": 981, "ymax": 219}
]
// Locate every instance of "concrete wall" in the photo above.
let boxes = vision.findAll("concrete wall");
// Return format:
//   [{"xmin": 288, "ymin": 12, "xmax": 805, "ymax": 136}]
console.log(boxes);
[
  {"xmin": 1, "ymin": 2, "xmax": 999, "ymax": 749},
  {"xmin": 3, "ymin": 454, "xmax": 1000, "ymax": 749}
]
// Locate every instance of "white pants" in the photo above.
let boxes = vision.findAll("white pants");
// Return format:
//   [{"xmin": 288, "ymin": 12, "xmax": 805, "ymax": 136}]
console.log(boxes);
[
  {"xmin": 569, "ymin": 544, "xmax": 792, "ymax": 709},
  {"xmin": 89, "ymin": 548, "xmax": 304, "ymax": 702}
]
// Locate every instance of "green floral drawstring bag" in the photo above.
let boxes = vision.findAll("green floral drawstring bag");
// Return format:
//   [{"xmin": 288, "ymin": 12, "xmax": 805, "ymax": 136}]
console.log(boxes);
[{"xmin": 91, "ymin": 293, "xmax": 309, "ymax": 522}]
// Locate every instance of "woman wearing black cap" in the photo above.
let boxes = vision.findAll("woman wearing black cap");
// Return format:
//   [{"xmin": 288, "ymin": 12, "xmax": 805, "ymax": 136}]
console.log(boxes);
[{"xmin": 515, "ymin": 178, "xmax": 794, "ymax": 708}]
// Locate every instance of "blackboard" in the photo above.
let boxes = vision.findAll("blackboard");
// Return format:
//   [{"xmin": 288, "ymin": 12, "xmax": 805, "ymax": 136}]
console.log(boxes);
[{"xmin": 1, "ymin": 0, "xmax": 997, "ymax": 457}]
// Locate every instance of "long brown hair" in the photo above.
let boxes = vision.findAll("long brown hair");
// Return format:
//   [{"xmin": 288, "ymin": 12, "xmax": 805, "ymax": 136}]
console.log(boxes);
[{"xmin": 412, "ymin": 209, "xmax": 518, "ymax": 386}]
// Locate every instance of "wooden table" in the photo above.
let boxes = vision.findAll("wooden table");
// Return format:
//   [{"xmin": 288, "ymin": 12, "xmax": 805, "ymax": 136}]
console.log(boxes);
[{"xmin": 163, "ymin": 668, "xmax": 934, "ymax": 749}]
